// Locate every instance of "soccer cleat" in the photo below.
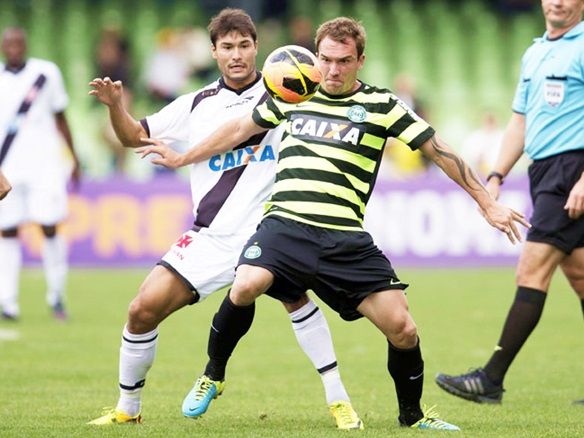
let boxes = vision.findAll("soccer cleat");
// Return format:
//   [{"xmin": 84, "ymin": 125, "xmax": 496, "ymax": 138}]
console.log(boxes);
[
  {"xmin": 51, "ymin": 300, "xmax": 68, "ymax": 321},
  {"xmin": 573, "ymin": 399, "xmax": 584, "ymax": 405},
  {"xmin": 182, "ymin": 375, "xmax": 225, "ymax": 418},
  {"xmin": 435, "ymin": 368, "xmax": 504, "ymax": 404},
  {"xmin": 402, "ymin": 405, "xmax": 460, "ymax": 431},
  {"xmin": 329, "ymin": 400, "xmax": 364, "ymax": 430},
  {"xmin": 87, "ymin": 408, "xmax": 142, "ymax": 425}
]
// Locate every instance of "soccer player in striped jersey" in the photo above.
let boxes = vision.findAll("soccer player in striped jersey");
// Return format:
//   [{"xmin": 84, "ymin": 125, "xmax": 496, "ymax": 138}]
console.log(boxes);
[
  {"xmin": 139, "ymin": 17, "xmax": 530, "ymax": 431},
  {"xmin": 88, "ymin": 9, "xmax": 360, "ymax": 429}
]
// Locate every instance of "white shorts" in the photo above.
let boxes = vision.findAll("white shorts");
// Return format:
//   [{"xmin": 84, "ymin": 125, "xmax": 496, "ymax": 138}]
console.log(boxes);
[
  {"xmin": 160, "ymin": 229, "xmax": 250, "ymax": 301},
  {"xmin": 0, "ymin": 179, "xmax": 68, "ymax": 229}
]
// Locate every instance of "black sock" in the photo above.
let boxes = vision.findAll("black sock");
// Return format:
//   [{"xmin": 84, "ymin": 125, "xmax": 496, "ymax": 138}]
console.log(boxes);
[
  {"xmin": 484, "ymin": 287, "xmax": 546, "ymax": 385},
  {"xmin": 204, "ymin": 292, "xmax": 255, "ymax": 381},
  {"xmin": 387, "ymin": 339, "xmax": 424, "ymax": 426}
]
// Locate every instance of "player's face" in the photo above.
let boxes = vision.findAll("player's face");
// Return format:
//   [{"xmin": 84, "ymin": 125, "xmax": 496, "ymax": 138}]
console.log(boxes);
[
  {"xmin": 1, "ymin": 30, "xmax": 26, "ymax": 67},
  {"xmin": 317, "ymin": 36, "xmax": 364, "ymax": 96},
  {"xmin": 541, "ymin": 0, "xmax": 584, "ymax": 30},
  {"xmin": 212, "ymin": 31, "xmax": 258, "ymax": 89}
]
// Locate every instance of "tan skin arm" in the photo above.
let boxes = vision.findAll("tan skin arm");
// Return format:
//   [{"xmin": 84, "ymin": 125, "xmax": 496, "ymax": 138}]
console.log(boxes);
[
  {"xmin": 485, "ymin": 112, "xmax": 526, "ymax": 199},
  {"xmin": 55, "ymin": 111, "xmax": 81, "ymax": 189},
  {"xmin": 135, "ymin": 112, "xmax": 267, "ymax": 168},
  {"xmin": 419, "ymin": 134, "xmax": 530, "ymax": 243},
  {"xmin": 0, "ymin": 169, "xmax": 11, "ymax": 200},
  {"xmin": 88, "ymin": 77, "xmax": 147, "ymax": 147}
]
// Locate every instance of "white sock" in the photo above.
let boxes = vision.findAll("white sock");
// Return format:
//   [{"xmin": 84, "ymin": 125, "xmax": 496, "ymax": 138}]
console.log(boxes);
[
  {"xmin": 116, "ymin": 325, "xmax": 159, "ymax": 416},
  {"xmin": 0, "ymin": 237, "xmax": 22, "ymax": 316},
  {"xmin": 42, "ymin": 235, "xmax": 68, "ymax": 306},
  {"xmin": 289, "ymin": 299, "xmax": 350, "ymax": 405}
]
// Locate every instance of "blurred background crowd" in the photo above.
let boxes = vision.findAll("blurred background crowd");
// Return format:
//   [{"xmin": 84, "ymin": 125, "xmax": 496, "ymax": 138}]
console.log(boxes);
[{"xmin": 1, "ymin": 0, "xmax": 538, "ymax": 180}]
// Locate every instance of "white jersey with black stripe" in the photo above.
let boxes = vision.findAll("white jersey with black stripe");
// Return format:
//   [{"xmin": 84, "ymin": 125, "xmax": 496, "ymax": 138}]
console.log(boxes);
[
  {"xmin": 0, "ymin": 58, "xmax": 69, "ymax": 184},
  {"xmin": 143, "ymin": 74, "xmax": 281, "ymax": 236}
]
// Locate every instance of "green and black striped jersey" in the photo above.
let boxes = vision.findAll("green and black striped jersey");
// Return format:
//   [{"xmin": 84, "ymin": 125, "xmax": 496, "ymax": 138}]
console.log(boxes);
[{"xmin": 252, "ymin": 82, "xmax": 435, "ymax": 231}]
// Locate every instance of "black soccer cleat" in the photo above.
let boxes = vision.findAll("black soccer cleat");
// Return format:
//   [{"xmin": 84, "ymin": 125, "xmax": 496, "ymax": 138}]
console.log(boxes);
[{"xmin": 435, "ymin": 368, "xmax": 504, "ymax": 404}]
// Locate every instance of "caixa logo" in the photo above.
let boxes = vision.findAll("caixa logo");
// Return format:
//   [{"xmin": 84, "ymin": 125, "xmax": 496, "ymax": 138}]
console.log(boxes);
[{"xmin": 208, "ymin": 145, "xmax": 276, "ymax": 171}]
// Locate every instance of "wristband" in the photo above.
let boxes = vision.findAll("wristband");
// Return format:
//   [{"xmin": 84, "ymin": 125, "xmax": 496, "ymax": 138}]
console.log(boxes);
[{"xmin": 486, "ymin": 171, "xmax": 504, "ymax": 185}]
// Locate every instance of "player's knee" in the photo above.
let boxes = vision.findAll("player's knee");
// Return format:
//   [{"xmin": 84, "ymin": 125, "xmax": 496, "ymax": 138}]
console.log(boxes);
[
  {"xmin": 390, "ymin": 317, "xmax": 418, "ymax": 348},
  {"xmin": 230, "ymin": 279, "xmax": 262, "ymax": 305},
  {"xmin": 127, "ymin": 294, "xmax": 158, "ymax": 331}
]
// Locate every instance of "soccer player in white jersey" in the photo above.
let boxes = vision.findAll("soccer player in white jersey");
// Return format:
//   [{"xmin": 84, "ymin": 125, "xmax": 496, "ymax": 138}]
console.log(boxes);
[
  {"xmin": 87, "ymin": 9, "xmax": 361, "ymax": 429},
  {"xmin": 0, "ymin": 27, "xmax": 80, "ymax": 321}
]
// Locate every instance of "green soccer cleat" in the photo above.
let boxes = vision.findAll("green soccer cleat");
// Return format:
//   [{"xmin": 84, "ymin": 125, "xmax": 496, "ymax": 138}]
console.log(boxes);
[
  {"xmin": 87, "ymin": 408, "xmax": 142, "ymax": 425},
  {"xmin": 329, "ymin": 400, "xmax": 364, "ymax": 430},
  {"xmin": 403, "ymin": 405, "xmax": 460, "ymax": 431},
  {"xmin": 182, "ymin": 375, "xmax": 225, "ymax": 418}
]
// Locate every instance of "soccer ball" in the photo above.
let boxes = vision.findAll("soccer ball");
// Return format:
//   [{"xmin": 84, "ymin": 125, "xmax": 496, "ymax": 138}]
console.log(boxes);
[{"xmin": 262, "ymin": 45, "xmax": 322, "ymax": 104}]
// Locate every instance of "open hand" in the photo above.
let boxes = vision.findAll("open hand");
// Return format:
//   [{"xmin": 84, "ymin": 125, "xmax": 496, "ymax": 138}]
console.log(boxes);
[
  {"xmin": 88, "ymin": 77, "xmax": 124, "ymax": 107},
  {"xmin": 480, "ymin": 201, "xmax": 530, "ymax": 244},
  {"xmin": 135, "ymin": 138, "xmax": 184, "ymax": 169}
]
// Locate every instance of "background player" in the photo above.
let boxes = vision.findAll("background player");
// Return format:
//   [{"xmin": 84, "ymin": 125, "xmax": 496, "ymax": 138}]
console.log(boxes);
[
  {"xmin": 88, "ymin": 9, "xmax": 360, "ymax": 429},
  {"xmin": 436, "ymin": 0, "xmax": 584, "ymax": 404},
  {"xmin": 0, "ymin": 27, "xmax": 80, "ymax": 321}
]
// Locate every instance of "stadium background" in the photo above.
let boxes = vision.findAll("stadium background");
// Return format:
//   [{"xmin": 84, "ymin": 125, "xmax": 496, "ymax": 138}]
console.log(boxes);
[
  {"xmin": 2, "ymin": 0, "xmax": 542, "ymax": 267},
  {"xmin": 2, "ymin": 2, "xmax": 583, "ymax": 437}
]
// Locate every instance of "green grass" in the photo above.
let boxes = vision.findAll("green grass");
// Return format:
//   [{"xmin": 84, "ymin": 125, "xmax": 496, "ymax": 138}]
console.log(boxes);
[{"xmin": 0, "ymin": 268, "xmax": 581, "ymax": 437}]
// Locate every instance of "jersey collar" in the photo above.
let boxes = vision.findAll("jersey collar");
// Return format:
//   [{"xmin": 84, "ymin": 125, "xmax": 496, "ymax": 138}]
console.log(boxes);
[
  {"xmin": 4, "ymin": 61, "xmax": 27, "ymax": 74},
  {"xmin": 219, "ymin": 70, "xmax": 262, "ymax": 95}
]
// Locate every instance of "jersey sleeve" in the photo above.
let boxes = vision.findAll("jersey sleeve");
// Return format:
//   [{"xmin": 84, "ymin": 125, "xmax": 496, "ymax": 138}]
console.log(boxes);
[
  {"xmin": 385, "ymin": 95, "xmax": 435, "ymax": 150},
  {"xmin": 252, "ymin": 95, "xmax": 285, "ymax": 129},
  {"xmin": 142, "ymin": 93, "xmax": 193, "ymax": 143},
  {"xmin": 48, "ymin": 63, "xmax": 69, "ymax": 113}
]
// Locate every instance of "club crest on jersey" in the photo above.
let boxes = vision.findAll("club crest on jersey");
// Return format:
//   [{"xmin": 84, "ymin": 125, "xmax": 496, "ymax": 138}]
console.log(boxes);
[
  {"xmin": 544, "ymin": 80, "xmax": 564, "ymax": 107},
  {"xmin": 290, "ymin": 117, "xmax": 362, "ymax": 146},
  {"xmin": 244, "ymin": 244, "xmax": 262, "ymax": 259},
  {"xmin": 347, "ymin": 105, "xmax": 367, "ymax": 123}
]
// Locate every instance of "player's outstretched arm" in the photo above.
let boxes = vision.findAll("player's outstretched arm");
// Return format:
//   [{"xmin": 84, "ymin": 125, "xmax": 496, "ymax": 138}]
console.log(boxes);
[
  {"xmin": 88, "ymin": 77, "xmax": 146, "ymax": 147},
  {"xmin": 136, "ymin": 112, "xmax": 267, "ymax": 168},
  {"xmin": 0, "ymin": 170, "xmax": 11, "ymax": 200},
  {"xmin": 420, "ymin": 134, "xmax": 530, "ymax": 243}
]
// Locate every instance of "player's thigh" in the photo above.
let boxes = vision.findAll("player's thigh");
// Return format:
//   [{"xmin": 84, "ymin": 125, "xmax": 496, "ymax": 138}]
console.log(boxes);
[
  {"xmin": 516, "ymin": 241, "xmax": 564, "ymax": 290},
  {"xmin": 28, "ymin": 183, "xmax": 67, "ymax": 225},
  {"xmin": 133, "ymin": 264, "xmax": 195, "ymax": 319},
  {"xmin": 357, "ymin": 289, "xmax": 417, "ymax": 342},
  {"xmin": 231, "ymin": 263, "xmax": 275, "ymax": 305},
  {"xmin": 0, "ymin": 182, "xmax": 27, "ymax": 229},
  {"xmin": 160, "ymin": 230, "xmax": 246, "ymax": 301},
  {"xmin": 560, "ymin": 247, "xmax": 584, "ymax": 298}
]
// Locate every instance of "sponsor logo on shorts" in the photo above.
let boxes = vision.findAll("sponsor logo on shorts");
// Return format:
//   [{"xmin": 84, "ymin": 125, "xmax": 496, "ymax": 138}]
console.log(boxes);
[{"xmin": 244, "ymin": 244, "xmax": 262, "ymax": 259}]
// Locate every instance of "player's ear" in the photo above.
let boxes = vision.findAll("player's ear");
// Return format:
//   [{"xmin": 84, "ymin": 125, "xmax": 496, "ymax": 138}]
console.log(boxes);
[
  {"xmin": 358, "ymin": 54, "xmax": 365, "ymax": 70},
  {"xmin": 211, "ymin": 44, "xmax": 217, "ymax": 60}
]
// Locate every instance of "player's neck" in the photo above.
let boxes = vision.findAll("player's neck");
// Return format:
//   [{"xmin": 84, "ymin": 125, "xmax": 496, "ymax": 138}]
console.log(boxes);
[
  {"xmin": 5, "ymin": 60, "xmax": 26, "ymax": 73},
  {"xmin": 546, "ymin": 19, "xmax": 581, "ymax": 40}
]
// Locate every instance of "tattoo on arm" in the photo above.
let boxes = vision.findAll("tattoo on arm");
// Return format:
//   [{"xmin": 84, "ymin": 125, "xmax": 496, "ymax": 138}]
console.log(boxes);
[{"xmin": 429, "ymin": 136, "xmax": 484, "ymax": 190}]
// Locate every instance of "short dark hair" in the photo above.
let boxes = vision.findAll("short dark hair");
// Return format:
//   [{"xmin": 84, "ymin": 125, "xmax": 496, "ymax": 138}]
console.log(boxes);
[
  {"xmin": 207, "ymin": 8, "xmax": 257, "ymax": 46},
  {"xmin": 315, "ymin": 17, "xmax": 366, "ymax": 58}
]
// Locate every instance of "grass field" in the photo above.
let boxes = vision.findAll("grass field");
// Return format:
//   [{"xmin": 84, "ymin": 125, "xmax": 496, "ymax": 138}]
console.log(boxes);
[{"xmin": 0, "ymin": 267, "xmax": 582, "ymax": 437}]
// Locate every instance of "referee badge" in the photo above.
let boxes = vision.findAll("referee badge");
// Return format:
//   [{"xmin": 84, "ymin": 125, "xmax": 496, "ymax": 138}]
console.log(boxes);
[
  {"xmin": 544, "ymin": 80, "xmax": 564, "ymax": 107},
  {"xmin": 347, "ymin": 105, "xmax": 367, "ymax": 123},
  {"xmin": 244, "ymin": 244, "xmax": 262, "ymax": 259}
]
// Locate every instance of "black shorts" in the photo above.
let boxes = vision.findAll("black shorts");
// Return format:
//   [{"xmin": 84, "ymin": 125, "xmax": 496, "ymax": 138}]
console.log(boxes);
[
  {"xmin": 527, "ymin": 150, "xmax": 584, "ymax": 254},
  {"xmin": 238, "ymin": 215, "xmax": 407, "ymax": 321}
]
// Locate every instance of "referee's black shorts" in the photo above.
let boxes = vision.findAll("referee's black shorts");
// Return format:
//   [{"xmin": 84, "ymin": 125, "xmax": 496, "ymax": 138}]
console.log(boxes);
[
  {"xmin": 238, "ymin": 215, "xmax": 407, "ymax": 321},
  {"xmin": 527, "ymin": 149, "xmax": 584, "ymax": 254}
]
